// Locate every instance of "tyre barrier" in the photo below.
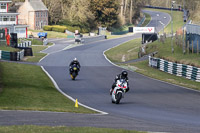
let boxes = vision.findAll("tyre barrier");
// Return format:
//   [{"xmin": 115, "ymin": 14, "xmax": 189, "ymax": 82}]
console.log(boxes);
[
  {"xmin": 18, "ymin": 47, "xmax": 33, "ymax": 56},
  {"xmin": 0, "ymin": 49, "xmax": 24, "ymax": 61},
  {"xmin": 17, "ymin": 41, "xmax": 32, "ymax": 48},
  {"xmin": 149, "ymin": 56, "xmax": 200, "ymax": 82},
  {"xmin": 17, "ymin": 40, "xmax": 33, "ymax": 56}
]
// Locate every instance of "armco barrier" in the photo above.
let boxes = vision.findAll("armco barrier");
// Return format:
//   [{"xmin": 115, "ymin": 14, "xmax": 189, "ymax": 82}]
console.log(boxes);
[
  {"xmin": 111, "ymin": 31, "xmax": 129, "ymax": 35},
  {"xmin": 144, "ymin": 6, "xmax": 183, "ymax": 11},
  {"xmin": 82, "ymin": 35, "xmax": 106, "ymax": 44},
  {"xmin": 137, "ymin": 16, "xmax": 146, "ymax": 27},
  {"xmin": 0, "ymin": 50, "xmax": 24, "ymax": 61},
  {"xmin": 149, "ymin": 56, "xmax": 200, "ymax": 82}
]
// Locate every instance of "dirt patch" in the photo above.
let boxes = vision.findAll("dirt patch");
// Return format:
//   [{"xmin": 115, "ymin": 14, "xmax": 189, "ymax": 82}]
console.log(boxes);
[
  {"xmin": 22, "ymin": 56, "xmax": 36, "ymax": 61},
  {"xmin": 122, "ymin": 55, "xmax": 126, "ymax": 62}
]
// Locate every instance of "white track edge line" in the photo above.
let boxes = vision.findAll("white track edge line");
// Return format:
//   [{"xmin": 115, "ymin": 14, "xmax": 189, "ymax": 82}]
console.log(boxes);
[
  {"xmin": 41, "ymin": 66, "xmax": 108, "ymax": 115},
  {"xmin": 103, "ymin": 43, "xmax": 200, "ymax": 94},
  {"xmin": 38, "ymin": 43, "xmax": 56, "ymax": 63},
  {"xmin": 103, "ymin": 11, "xmax": 200, "ymax": 93}
]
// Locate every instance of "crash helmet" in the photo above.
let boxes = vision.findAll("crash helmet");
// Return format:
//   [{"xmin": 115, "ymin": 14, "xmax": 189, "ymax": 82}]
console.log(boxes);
[
  {"xmin": 73, "ymin": 58, "xmax": 77, "ymax": 61},
  {"xmin": 121, "ymin": 70, "xmax": 128, "ymax": 78}
]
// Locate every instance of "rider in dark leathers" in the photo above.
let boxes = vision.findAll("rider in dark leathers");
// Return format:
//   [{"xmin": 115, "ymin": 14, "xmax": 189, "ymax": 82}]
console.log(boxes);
[
  {"xmin": 69, "ymin": 58, "xmax": 81, "ymax": 73},
  {"xmin": 110, "ymin": 70, "xmax": 130, "ymax": 95}
]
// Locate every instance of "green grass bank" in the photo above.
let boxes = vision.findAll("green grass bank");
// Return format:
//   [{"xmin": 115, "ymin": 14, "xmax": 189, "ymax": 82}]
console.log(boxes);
[
  {"xmin": 0, "ymin": 125, "xmax": 146, "ymax": 133},
  {"xmin": 105, "ymin": 8, "xmax": 200, "ymax": 90},
  {"xmin": 0, "ymin": 61, "xmax": 95, "ymax": 113}
]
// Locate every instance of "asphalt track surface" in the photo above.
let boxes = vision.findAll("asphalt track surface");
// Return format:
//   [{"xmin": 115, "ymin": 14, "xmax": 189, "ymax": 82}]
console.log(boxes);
[{"xmin": 1, "ymin": 10, "xmax": 200, "ymax": 133}]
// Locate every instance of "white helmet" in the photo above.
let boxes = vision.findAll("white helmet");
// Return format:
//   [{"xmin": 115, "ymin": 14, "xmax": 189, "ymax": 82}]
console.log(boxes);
[{"xmin": 74, "ymin": 58, "xmax": 77, "ymax": 61}]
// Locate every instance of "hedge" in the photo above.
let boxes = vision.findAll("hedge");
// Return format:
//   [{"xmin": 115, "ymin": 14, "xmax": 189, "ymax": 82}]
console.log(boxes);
[
  {"xmin": 43, "ymin": 25, "xmax": 53, "ymax": 31},
  {"xmin": 52, "ymin": 25, "xmax": 68, "ymax": 33},
  {"xmin": 43, "ymin": 25, "xmax": 90, "ymax": 33}
]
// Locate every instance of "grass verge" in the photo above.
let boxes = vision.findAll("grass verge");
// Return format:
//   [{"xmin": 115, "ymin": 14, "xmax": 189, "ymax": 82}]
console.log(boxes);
[
  {"xmin": 146, "ymin": 38, "xmax": 200, "ymax": 67},
  {"xmin": 104, "ymin": 37, "xmax": 200, "ymax": 90},
  {"xmin": 0, "ymin": 46, "xmax": 20, "ymax": 52},
  {"xmin": 29, "ymin": 30, "xmax": 67, "ymax": 38},
  {"xmin": 0, "ymin": 61, "xmax": 95, "ymax": 113},
  {"xmin": 23, "ymin": 45, "xmax": 48, "ymax": 62},
  {"xmin": 121, "ymin": 61, "xmax": 200, "ymax": 90},
  {"xmin": 0, "ymin": 125, "xmax": 145, "ymax": 133},
  {"xmin": 105, "ymin": 38, "xmax": 141, "ymax": 63},
  {"xmin": 28, "ymin": 38, "xmax": 43, "ymax": 45},
  {"xmin": 142, "ymin": 13, "xmax": 151, "ymax": 27}
]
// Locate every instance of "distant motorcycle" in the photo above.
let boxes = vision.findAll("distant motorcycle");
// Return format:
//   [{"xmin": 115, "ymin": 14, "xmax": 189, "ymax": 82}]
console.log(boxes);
[
  {"xmin": 111, "ymin": 79, "xmax": 127, "ymax": 104},
  {"xmin": 69, "ymin": 64, "xmax": 79, "ymax": 80}
]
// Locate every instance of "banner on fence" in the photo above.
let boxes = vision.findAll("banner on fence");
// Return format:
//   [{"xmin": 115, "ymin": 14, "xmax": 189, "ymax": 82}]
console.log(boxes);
[{"xmin": 134, "ymin": 27, "xmax": 155, "ymax": 33}]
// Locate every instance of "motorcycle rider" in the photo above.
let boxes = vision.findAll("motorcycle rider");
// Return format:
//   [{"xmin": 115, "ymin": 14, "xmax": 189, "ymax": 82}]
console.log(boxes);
[
  {"xmin": 69, "ymin": 58, "xmax": 81, "ymax": 72},
  {"xmin": 110, "ymin": 70, "xmax": 129, "ymax": 95}
]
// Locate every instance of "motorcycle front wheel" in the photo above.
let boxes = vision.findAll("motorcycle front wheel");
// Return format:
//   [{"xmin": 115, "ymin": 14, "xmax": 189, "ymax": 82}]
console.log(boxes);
[
  {"xmin": 115, "ymin": 92, "xmax": 122, "ymax": 104},
  {"xmin": 70, "ymin": 72, "xmax": 76, "ymax": 80}
]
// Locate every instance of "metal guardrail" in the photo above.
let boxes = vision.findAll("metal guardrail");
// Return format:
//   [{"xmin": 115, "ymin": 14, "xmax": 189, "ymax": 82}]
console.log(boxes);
[
  {"xmin": 149, "ymin": 56, "xmax": 200, "ymax": 82},
  {"xmin": 144, "ymin": 6, "xmax": 183, "ymax": 11},
  {"xmin": 82, "ymin": 35, "xmax": 106, "ymax": 44},
  {"xmin": 111, "ymin": 31, "xmax": 129, "ymax": 35},
  {"xmin": 137, "ymin": 16, "xmax": 146, "ymax": 27}
]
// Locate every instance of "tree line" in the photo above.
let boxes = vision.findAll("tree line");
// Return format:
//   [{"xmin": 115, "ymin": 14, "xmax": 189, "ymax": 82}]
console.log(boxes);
[
  {"xmin": 42, "ymin": 0, "xmax": 146, "ymax": 30},
  {"xmin": 11, "ymin": 0, "xmax": 199, "ymax": 30},
  {"xmin": 45, "ymin": 0, "xmax": 199, "ymax": 29}
]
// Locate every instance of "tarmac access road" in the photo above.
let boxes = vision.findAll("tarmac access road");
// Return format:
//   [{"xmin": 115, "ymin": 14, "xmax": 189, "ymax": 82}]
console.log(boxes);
[{"xmin": 1, "ymin": 10, "xmax": 200, "ymax": 133}]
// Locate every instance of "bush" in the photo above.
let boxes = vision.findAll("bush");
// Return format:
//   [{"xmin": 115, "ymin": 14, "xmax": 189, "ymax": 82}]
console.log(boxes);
[
  {"xmin": 80, "ymin": 28, "xmax": 90, "ymax": 33},
  {"xmin": 58, "ymin": 19, "xmax": 73, "ymax": 26},
  {"xmin": 66, "ymin": 26, "xmax": 81, "ymax": 33},
  {"xmin": 43, "ymin": 25, "xmax": 53, "ymax": 31},
  {"xmin": 43, "ymin": 25, "xmax": 90, "ymax": 33},
  {"xmin": 51, "ymin": 25, "xmax": 67, "ymax": 33},
  {"xmin": 58, "ymin": 19, "xmax": 91, "ymax": 33}
]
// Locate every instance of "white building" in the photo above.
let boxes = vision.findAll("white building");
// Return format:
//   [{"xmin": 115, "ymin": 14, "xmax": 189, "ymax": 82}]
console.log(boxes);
[{"xmin": 0, "ymin": 0, "xmax": 28, "ymax": 41}]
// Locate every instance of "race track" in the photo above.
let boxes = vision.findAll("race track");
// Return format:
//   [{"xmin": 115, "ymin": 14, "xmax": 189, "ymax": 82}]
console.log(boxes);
[{"xmin": 1, "ymin": 10, "xmax": 200, "ymax": 133}]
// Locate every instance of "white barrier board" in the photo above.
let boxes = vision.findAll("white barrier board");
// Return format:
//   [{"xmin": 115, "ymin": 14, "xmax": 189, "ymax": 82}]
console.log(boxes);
[{"xmin": 134, "ymin": 27, "xmax": 155, "ymax": 33}]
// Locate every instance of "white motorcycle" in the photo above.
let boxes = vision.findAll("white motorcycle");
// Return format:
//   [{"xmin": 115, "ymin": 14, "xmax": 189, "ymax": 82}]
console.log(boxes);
[{"xmin": 111, "ymin": 79, "xmax": 127, "ymax": 104}]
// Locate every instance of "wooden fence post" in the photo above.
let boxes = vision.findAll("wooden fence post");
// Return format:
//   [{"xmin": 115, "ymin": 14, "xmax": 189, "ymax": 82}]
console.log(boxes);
[
  {"xmin": 187, "ymin": 41, "xmax": 190, "ymax": 54},
  {"xmin": 183, "ymin": 40, "xmax": 185, "ymax": 54},
  {"xmin": 192, "ymin": 40, "xmax": 194, "ymax": 54},
  {"xmin": 197, "ymin": 40, "xmax": 199, "ymax": 55}
]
